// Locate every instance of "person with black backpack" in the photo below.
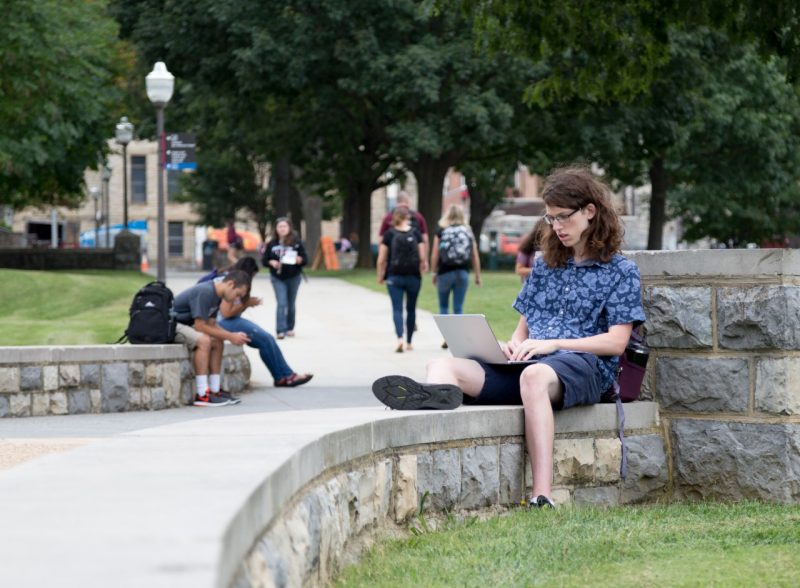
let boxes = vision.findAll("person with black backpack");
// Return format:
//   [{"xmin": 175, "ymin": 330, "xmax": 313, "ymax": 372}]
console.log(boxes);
[
  {"xmin": 431, "ymin": 205, "xmax": 482, "ymax": 348},
  {"xmin": 376, "ymin": 207, "xmax": 428, "ymax": 353}
]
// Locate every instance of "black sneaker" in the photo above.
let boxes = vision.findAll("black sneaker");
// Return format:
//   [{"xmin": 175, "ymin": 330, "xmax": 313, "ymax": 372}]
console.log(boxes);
[
  {"xmin": 193, "ymin": 391, "xmax": 231, "ymax": 407},
  {"xmin": 216, "ymin": 390, "xmax": 242, "ymax": 405},
  {"xmin": 528, "ymin": 495, "xmax": 555, "ymax": 509},
  {"xmin": 371, "ymin": 375, "xmax": 463, "ymax": 410}
]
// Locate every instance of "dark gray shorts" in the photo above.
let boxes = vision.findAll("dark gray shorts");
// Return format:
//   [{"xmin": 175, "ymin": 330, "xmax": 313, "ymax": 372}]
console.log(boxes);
[{"xmin": 470, "ymin": 352, "xmax": 603, "ymax": 410}]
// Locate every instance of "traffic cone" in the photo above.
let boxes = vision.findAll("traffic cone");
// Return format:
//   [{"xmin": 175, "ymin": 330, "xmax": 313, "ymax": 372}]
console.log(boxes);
[{"xmin": 140, "ymin": 252, "xmax": 150, "ymax": 273}]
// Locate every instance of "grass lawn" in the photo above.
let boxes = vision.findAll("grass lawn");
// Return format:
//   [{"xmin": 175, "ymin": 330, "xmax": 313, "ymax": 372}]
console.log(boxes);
[
  {"xmin": 334, "ymin": 501, "xmax": 800, "ymax": 587},
  {"xmin": 321, "ymin": 268, "xmax": 525, "ymax": 338},
  {"xmin": 0, "ymin": 269, "xmax": 151, "ymax": 345}
]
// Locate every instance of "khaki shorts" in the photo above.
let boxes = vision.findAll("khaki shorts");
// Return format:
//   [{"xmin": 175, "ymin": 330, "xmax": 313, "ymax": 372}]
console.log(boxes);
[{"xmin": 175, "ymin": 323, "xmax": 203, "ymax": 351}]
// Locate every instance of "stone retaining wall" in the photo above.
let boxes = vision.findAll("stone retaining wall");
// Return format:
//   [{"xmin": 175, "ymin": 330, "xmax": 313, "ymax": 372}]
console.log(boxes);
[
  {"xmin": 230, "ymin": 404, "xmax": 662, "ymax": 588},
  {"xmin": 0, "ymin": 344, "xmax": 250, "ymax": 417},
  {"xmin": 630, "ymin": 249, "xmax": 800, "ymax": 503}
]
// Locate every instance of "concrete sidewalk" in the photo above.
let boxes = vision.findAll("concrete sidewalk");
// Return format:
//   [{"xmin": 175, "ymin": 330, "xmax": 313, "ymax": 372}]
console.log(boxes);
[{"xmin": 0, "ymin": 272, "xmax": 450, "ymax": 445}]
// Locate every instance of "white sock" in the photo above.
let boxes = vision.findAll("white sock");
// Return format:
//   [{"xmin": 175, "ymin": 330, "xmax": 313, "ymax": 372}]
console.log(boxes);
[
  {"xmin": 196, "ymin": 375, "xmax": 208, "ymax": 397},
  {"xmin": 209, "ymin": 374, "xmax": 221, "ymax": 393}
]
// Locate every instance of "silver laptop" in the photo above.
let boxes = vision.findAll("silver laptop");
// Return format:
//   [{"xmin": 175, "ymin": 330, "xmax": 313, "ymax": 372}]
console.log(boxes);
[{"xmin": 433, "ymin": 314, "xmax": 536, "ymax": 365}]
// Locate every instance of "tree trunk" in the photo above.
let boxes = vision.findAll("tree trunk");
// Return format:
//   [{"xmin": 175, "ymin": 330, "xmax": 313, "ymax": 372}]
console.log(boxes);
[
  {"xmin": 353, "ymin": 180, "xmax": 374, "ymax": 269},
  {"xmin": 341, "ymin": 193, "xmax": 358, "ymax": 242},
  {"xmin": 289, "ymin": 183, "xmax": 304, "ymax": 238},
  {"xmin": 409, "ymin": 157, "xmax": 453, "ymax": 249},
  {"xmin": 647, "ymin": 157, "xmax": 668, "ymax": 250},
  {"xmin": 466, "ymin": 182, "xmax": 495, "ymax": 244},
  {"xmin": 302, "ymin": 195, "xmax": 322, "ymax": 264},
  {"xmin": 273, "ymin": 157, "xmax": 290, "ymax": 217}
]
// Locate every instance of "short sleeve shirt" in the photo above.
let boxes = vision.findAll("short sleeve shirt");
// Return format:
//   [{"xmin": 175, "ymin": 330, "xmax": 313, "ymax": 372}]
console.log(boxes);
[
  {"xmin": 512, "ymin": 253, "xmax": 646, "ymax": 392},
  {"xmin": 173, "ymin": 281, "xmax": 221, "ymax": 325}
]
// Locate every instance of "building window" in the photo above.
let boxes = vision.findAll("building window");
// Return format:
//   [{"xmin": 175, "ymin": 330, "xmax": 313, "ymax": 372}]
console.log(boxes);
[
  {"xmin": 131, "ymin": 156, "xmax": 147, "ymax": 204},
  {"xmin": 168, "ymin": 221, "xmax": 184, "ymax": 257},
  {"xmin": 167, "ymin": 170, "xmax": 182, "ymax": 202}
]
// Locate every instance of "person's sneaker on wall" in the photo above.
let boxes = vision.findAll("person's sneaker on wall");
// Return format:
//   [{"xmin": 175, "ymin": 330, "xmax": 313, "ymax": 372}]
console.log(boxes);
[
  {"xmin": 372, "ymin": 375, "xmax": 463, "ymax": 410},
  {"xmin": 216, "ymin": 390, "xmax": 242, "ymax": 405},
  {"xmin": 274, "ymin": 373, "xmax": 314, "ymax": 387},
  {"xmin": 528, "ymin": 495, "xmax": 556, "ymax": 509},
  {"xmin": 193, "ymin": 391, "xmax": 231, "ymax": 407}
]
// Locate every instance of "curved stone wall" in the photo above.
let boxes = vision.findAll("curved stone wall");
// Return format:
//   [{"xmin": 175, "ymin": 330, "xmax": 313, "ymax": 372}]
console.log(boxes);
[{"xmin": 0, "ymin": 343, "xmax": 250, "ymax": 417}]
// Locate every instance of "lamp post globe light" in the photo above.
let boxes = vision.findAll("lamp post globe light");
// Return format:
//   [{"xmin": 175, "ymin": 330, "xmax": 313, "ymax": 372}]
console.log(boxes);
[
  {"xmin": 115, "ymin": 116, "xmax": 134, "ymax": 231},
  {"xmin": 101, "ymin": 162, "xmax": 112, "ymax": 247},
  {"xmin": 146, "ymin": 61, "xmax": 175, "ymax": 283}
]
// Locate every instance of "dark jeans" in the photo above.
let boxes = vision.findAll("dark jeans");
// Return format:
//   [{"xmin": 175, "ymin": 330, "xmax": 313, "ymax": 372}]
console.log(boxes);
[
  {"xmin": 217, "ymin": 315, "xmax": 293, "ymax": 380},
  {"xmin": 386, "ymin": 274, "xmax": 421, "ymax": 343},
  {"xmin": 270, "ymin": 274, "xmax": 302, "ymax": 334},
  {"xmin": 436, "ymin": 269, "xmax": 469, "ymax": 314}
]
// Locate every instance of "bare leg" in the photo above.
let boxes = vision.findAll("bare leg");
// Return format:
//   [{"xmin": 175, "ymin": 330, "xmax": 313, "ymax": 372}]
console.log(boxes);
[
  {"xmin": 426, "ymin": 357, "xmax": 485, "ymax": 398},
  {"xmin": 519, "ymin": 364, "xmax": 563, "ymax": 499},
  {"xmin": 193, "ymin": 334, "xmax": 211, "ymax": 375},
  {"xmin": 209, "ymin": 336, "xmax": 224, "ymax": 375}
]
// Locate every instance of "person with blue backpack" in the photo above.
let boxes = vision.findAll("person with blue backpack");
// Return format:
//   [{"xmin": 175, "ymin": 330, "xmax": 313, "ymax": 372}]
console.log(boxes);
[
  {"xmin": 431, "ymin": 204, "xmax": 482, "ymax": 348},
  {"xmin": 372, "ymin": 166, "xmax": 645, "ymax": 509}
]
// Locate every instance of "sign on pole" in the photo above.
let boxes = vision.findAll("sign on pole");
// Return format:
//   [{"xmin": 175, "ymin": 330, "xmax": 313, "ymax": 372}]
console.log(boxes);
[{"xmin": 165, "ymin": 133, "xmax": 197, "ymax": 170}]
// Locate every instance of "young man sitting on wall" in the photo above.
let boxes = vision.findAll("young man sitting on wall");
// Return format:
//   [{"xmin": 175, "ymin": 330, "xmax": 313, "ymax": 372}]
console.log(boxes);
[{"xmin": 173, "ymin": 269, "xmax": 252, "ymax": 406}]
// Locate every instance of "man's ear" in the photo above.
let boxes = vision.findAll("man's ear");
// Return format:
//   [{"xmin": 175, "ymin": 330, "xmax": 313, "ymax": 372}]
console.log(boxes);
[{"xmin": 585, "ymin": 203, "xmax": 597, "ymax": 220}]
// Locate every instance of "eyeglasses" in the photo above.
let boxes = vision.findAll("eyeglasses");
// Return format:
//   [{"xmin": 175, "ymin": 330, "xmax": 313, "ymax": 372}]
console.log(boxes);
[{"xmin": 543, "ymin": 208, "xmax": 581, "ymax": 226}]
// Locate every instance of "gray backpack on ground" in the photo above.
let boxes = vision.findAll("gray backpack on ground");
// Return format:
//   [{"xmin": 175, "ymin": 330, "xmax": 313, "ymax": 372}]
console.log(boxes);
[{"xmin": 439, "ymin": 225, "xmax": 472, "ymax": 265}]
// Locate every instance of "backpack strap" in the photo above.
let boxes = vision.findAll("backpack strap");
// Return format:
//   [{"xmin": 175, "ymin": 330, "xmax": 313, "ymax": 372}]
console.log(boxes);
[
  {"xmin": 112, "ymin": 333, "xmax": 128, "ymax": 345},
  {"xmin": 612, "ymin": 380, "xmax": 628, "ymax": 479}
]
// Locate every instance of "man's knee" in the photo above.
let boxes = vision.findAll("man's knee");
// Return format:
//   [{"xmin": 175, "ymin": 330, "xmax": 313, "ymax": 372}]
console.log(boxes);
[
  {"xmin": 519, "ymin": 364, "xmax": 558, "ymax": 404},
  {"xmin": 209, "ymin": 336, "xmax": 224, "ymax": 350},
  {"xmin": 195, "ymin": 334, "xmax": 212, "ymax": 352}
]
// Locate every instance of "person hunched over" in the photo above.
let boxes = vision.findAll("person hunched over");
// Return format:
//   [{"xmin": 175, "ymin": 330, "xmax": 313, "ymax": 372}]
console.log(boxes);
[
  {"xmin": 376, "ymin": 207, "xmax": 428, "ymax": 353},
  {"xmin": 371, "ymin": 165, "xmax": 646, "ymax": 510}
]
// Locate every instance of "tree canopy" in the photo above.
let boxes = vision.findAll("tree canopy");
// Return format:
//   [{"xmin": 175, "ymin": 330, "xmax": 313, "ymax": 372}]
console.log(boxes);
[{"xmin": 0, "ymin": 0, "xmax": 126, "ymax": 208}]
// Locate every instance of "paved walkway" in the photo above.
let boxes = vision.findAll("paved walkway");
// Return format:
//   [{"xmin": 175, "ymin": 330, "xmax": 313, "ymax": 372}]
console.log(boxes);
[{"xmin": 0, "ymin": 272, "xmax": 447, "ymax": 456}]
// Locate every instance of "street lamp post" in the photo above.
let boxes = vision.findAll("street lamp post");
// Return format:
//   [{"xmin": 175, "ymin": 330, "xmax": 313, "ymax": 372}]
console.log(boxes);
[
  {"xmin": 90, "ymin": 187, "xmax": 101, "ymax": 248},
  {"xmin": 101, "ymin": 163, "xmax": 112, "ymax": 247},
  {"xmin": 146, "ymin": 61, "xmax": 175, "ymax": 283},
  {"xmin": 115, "ymin": 116, "xmax": 134, "ymax": 231}
]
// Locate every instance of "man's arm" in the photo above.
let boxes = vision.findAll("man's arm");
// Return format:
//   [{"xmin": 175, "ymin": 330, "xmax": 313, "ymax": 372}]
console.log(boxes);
[
  {"xmin": 192, "ymin": 317, "xmax": 250, "ymax": 345},
  {"xmin": 376, "ymin": 243, "xmax": 388, "ymax": 284},
  {"xmin": 219, "ymin": 297, "xmax": 261, "ymax": 319},
  {"xmin": 508, "ymin": 323, "xmax": 633, "ymax": 361}
]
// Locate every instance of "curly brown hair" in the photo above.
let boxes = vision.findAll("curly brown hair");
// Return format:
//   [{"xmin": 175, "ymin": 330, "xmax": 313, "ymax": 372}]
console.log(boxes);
[{"xmin": 539, "ymin": 166, "xmax": 623, "ymax": 267}]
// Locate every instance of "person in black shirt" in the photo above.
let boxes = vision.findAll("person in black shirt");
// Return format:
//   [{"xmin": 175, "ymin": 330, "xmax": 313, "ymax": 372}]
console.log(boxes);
[{"xmin": 263, "ymin": 217, "xmax": 307, "ymax": 339}]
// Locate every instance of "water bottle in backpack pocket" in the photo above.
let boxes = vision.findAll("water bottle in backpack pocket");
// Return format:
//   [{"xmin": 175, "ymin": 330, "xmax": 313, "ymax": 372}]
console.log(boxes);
[{"xmin": 118, "ymin": 281, "xmax": 177, "ymax": 344}]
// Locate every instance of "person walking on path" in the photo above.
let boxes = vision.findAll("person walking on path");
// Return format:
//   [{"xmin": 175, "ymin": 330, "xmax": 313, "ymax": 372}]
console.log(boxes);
[
  {"xmin": 378, "ymin": 191, "xmax": 429, "ymax": 262},
  {"xmin": 515, "ymin": 218, "xmax": 547, "ymax": 281},
  {"xmin": 371, "ymin": 166, "xmax": 646, "ymax": 509},
  {"xmin": 431, "ymin": 204, "xmax": 481, "ymax": 348},
  {"xmin": 377, "ymin": 207, "xmax": 428, "ymax": 353},
  {"xmin": 263, "ymin": 217, "xmax": 307, "ymax": 340},
  {"xmin": 173, "ymin": 270, "xmax": 253, "ymax": 407},
  {"xmin": 198, "ymin": 258, "xmax": 313, "ymax": 389}
]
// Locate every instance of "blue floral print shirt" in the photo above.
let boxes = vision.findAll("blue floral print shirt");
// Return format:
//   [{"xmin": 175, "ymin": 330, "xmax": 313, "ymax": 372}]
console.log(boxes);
[{"xmin": 512, "ymin": 253, "xmax": 646, "ymax": 392}]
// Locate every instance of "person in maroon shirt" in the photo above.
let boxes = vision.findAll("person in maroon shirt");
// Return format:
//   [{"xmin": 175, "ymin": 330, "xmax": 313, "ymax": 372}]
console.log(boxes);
[{"xmin": 378, "ymin": 191, "xmax": 429, "ymax": 263}]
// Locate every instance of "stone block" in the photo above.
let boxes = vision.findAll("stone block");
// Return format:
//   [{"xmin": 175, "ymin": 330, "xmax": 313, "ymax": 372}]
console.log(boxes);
[
  {"xmin": 101, "ymin": 363, "xmax": 129, "ymax": 413},
  {"xmin": 141, "ymin": 387, "xmax": 152, "ymax": 406},
  {"xmin": 393, "ymin": 455, "xmax": 418, "ymax": 522},
  {"xmin": 223, "ymin": 372, "xmax": 247, "ymax": 395},
  {"xmin": 32, "ymin": 392, "xmax": 49, "ymax": 416},
  {"xmin": 180, "ymin": 380, "xmax": 194, "ymax": 405},
  {"xmin": 656, "ymin": 357, "xmax": 748, "ymax": 412},
  {"xmin": 20, "ymin": 366, "xmax": 42, "ymax": 391},
  {"xmin": 672, "ymin": 420, "xmax": 800, "ymax": 502},
  {"xmin": 0, "ymin": 394, "xmax": 8, "ymax": 418},
  {"xmin": 80, "ymin": 364, "xmax": 100, "ymax": 388},
  {"xmin": 128, "ymin": 362, "xmax": 145, "ymax": 387},
  {"xmin": 90, "ymin": 389, "xmax": 102, "ymax": 413},
  {"xmin": 180, "ymin": 359, "xmax": 194, "ymax": 379},
  {"xmin": 644, "ymin": 287, "xmax": 713, "ymax": 348},
  {"xmin": 127, "ymin": 388, "xmax": 142, "ymax": 410},
  {"xmin": 58, "ymin": 364, "xmax": 80, "ymax": 388},
  {"xmin": 162, "ymin": 363, "xmax": 181, "ymax": 406},
  {"xmin": 0, "ymin": 367, "xmax": 20, "ymax": 393},
  {"xmin": 460, "ymin": 445, "xmax": 499, "ymax": 509},
  {"xmin": 553, "ymin": 438, "xmax": 594, "ymax": 485},
  {"xmin": 622, "ymin": 435, "xmax": 668, "ymax": 504},
  {"xmin": 755, "ymin": 357, "xmax": 800, "ymax": 415},
  {"xmin": 151, "ymin": 387, "xmax": 166, "ymax": 410},
  {"xmin": 68, "ymin": 389, "xmax": 91, "ymax": 415},
  {"xmin": 499, "ymin": 443, "xmax": 524, "ymax": 505},
  {"xmin": 416, "ymin": 448, "xmax": 460, "ymax": 511},
  {"xmin": 9, "ymin": 393, "xmax": 30, "ymax": 417},
  {"xmin": 574, "ymin": 486, "xmax": 620, "ymax": 506},
  {"xmin": 43, "ymin": 365, "xmax": 58, "ymax": 391},
  {"xmin": 551, "ymin": 487, "xmax": 572, "ymax": 507},
  {"xmin": 594, "ymin": 438, "xmax": 622, "ymax": 483},
  {"xmin": 49, "ymin": 391, "xmax": 68, "ymax": 415},
  {"xmin": 717, "ymin": 286, "xmax": 800, "ymax": 350},
  {"xmin": 144, "ymin": 363, "xmax": 162, "ymax": 387},
  {"xmin": 316, "ymin": 478, "xmax": 346, "ymax": 582}
]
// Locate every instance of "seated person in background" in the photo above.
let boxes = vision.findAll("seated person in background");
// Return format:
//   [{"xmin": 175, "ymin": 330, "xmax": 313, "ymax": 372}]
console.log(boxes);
[
  {"xmin": 515, "ymin": 218, "xmax": 547, "ymax": 281},
  {"xmin": 174, "ymin": 270, "xmax": 253, "ymax": 407},
  {"xmin": 202, "ymin": 258, "xmax": 313, "ymax": 388}
]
